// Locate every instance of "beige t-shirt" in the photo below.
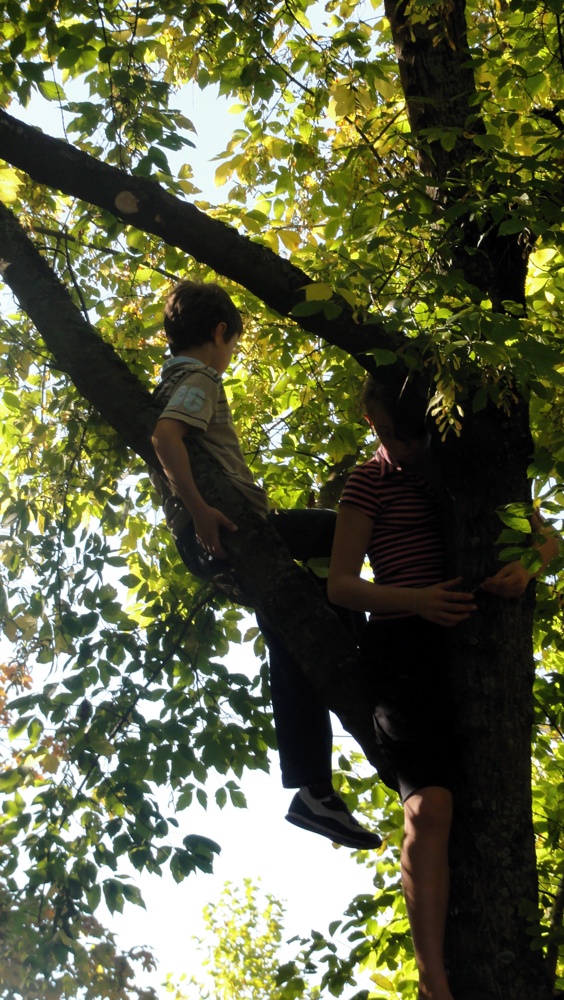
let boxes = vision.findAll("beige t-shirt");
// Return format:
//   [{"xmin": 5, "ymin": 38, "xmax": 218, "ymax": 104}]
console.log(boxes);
[{"xmin": 151, "ymin": 356, "xmax": 269, "ymax": 537}]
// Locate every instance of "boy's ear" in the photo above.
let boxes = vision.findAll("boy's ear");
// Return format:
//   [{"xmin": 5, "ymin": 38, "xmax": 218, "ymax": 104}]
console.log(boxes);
[
  {"xmin": 364, "ymin": 414, "xmax": 374, "ymax": 430},
  {"xmin": 212, "ymin": 321, "xmax": 228, "ymax": 343}
]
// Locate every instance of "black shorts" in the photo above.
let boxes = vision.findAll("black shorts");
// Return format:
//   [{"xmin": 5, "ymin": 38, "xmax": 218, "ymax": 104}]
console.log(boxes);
[{"xmin": 359, "ymin": 617, "xmax": 455, "ymax": 802}]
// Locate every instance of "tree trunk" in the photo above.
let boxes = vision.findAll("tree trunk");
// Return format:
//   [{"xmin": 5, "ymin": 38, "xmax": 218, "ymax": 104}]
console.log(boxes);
[
  {"xmin": 439, "ymin": 405, "xmax": 551, "ymax": 999},
  {"xmin": 383, "ymin": 0, "xmax": 551, "ymax": 994}
]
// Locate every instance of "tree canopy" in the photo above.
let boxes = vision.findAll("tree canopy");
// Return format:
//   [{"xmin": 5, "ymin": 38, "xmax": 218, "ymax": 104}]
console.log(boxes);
[{"xmin": 0, "ymin": 1, "xmax": 563, "ymax": 998}]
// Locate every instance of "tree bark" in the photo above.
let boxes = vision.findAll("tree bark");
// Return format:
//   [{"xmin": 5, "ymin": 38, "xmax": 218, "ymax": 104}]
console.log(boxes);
[
  {"xmin": 384, "ymin": 0, "xmax": 478, "ymax": 178},
  {"xmin": 439, "ymin": 406, "xmax": 550, "ymax": 999},
  {"xmin": 383, "ymin": 0, "xmax": 530, "ymax": 308}
]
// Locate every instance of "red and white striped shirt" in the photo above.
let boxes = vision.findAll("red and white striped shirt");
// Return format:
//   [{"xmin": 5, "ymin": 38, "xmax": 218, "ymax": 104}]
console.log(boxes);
[{"xmin": 340, "ymin": 446, "xmax": 445, "ymax": 619}]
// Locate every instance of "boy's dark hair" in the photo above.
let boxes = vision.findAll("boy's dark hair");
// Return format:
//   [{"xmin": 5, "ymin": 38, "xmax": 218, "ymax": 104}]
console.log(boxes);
[
  {"xmin": 164, "ymin": 280, "xmax": 243, "ymax": 355},
  {"xmin": 362, "ymin": 370, "xmax": 429, "ymax": 441}
]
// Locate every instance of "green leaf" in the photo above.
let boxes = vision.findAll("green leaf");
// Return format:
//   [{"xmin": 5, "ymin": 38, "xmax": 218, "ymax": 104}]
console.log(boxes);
[
  {"xmin": 103, "ymin": 879, "xmax": 124, "ymax": 914},
  {"xmin": 228, "ymin": 786, "xmax": 247, "ymax": 808},
  {"xmin": 290, "ymin": 299, "xmax": 326, "ymax": 317},
  {"xmin": 19, "ymin": 60, "xmax": 45, "ymax": 82},
  {"xmin": 9, "ymin": 35, "xmax": 27, "ymax": 59},
  {"xmin": 303, "ymin": 282, "xmax": 334, "ymax": 301},
  {"xmin": 37, "ymin": 79, "xmax": 65, "ymax": 101},
  {"xmin": 370, "ymin": 349, "xmax": 398, "ymax": 366},
  {"xmin": 528, "ymin": 448, "xmax": 555, "ymax": 477},
  {"xmin": 99, "ymin": 45, "xmax": 118, "ymax": 63},
  {"xmin": 473, "ymin": 133, "xmax": 503, "ymax": 150},
  {"xmin": 498, "ymin": 217, "xmax": 526, "ymax": 236},
  {"xmin": 8, "ymin": 715, "xmax": 31, "ymax": 740},
  {"xmin": 496, "ymin": 505, "xmax": 532, "ymax": 533},
  {"xmin": 472, "ymin": 387, "xmax": 488, "ymax": 412},
  {"xmin": 121, "ymin": 883, "xmax": 146, "ymax": 907},
  {"xmin": 440, "ymin": 131, "xmax": 458, "ymax": 151}
]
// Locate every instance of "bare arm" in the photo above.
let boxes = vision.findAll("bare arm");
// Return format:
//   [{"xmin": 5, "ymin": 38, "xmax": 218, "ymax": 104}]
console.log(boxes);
[
  {"xmin": 328, "ymin": 505, "xmax": 476, "ymax": 627},
  {"xmin": 480, "ymin": 513, "xmax": 560, "ymax": 598},
  {"xmin": 152, "ymin": 417, "xmax": 237, "ymax": 558}
]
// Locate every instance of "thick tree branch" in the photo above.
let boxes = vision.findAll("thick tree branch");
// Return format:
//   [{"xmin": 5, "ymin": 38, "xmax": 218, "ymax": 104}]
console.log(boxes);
[
  {"xmin": 0, "ymin": 204, "xmax": 154, "ymax": 463},
  {"xmin": 383, "ymin": 0, "xmax": 530, "ymax": 308},
  {"xmin": 0, "ymin": 197, "xmax": 380, "ymax": 765},
  {"xmin": 384, "ymin": 0, "xmax": 478, "ymax": 179},
  {"xmin": 0, "ymin": 107, "xmax": 401, "ymax": 361}
]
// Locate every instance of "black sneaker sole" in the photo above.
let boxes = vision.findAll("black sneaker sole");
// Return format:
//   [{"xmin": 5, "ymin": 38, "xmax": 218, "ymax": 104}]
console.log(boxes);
[{"xmin": 285, "ymin": 810, "xmax": 381, "ymax": 850}]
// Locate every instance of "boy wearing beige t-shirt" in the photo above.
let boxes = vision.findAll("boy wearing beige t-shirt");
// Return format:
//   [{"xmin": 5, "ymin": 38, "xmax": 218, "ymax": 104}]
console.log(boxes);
[{"xmin": 150, "ymin": 279, "xmax": 380, "ymax": 851}]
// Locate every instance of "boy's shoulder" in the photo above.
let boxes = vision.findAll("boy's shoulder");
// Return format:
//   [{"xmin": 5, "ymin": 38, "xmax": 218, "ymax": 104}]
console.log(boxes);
[
  {"xmin": 160, "ymin": 356, "xmax": 221, "ymax": 384},
  {"xmin": 154, "ymin": 357, "xmax": 221, "ymax": 404}
]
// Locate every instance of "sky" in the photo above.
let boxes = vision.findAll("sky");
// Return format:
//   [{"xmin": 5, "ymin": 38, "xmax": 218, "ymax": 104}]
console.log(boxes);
[{"xmin": 4, "ymin": 77, "xmax": 386, "ymax": 996}]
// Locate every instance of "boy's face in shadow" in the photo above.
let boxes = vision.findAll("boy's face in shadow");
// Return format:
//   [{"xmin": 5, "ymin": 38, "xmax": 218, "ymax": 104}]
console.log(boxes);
[
  {"xmin": 212, "ymin": 326, "xmax": 241, "ymax": 374},
  {"xmin": 366, "ymin": 402, "xmax": 428, "ymax": 468}
]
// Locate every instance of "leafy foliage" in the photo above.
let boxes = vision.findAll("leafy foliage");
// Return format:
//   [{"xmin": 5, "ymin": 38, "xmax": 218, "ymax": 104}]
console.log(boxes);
[
  {"xmin": 165, "ymin": 878, "xmax": 320, "ymax": 1000},
  {"xmin": 0, "ymin": 0, "xmax": 563, "ymax": 998}
]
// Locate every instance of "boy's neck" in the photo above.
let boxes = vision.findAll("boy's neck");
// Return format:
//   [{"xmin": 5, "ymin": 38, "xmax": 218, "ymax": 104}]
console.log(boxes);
[{"xmin": 175, "ymin": 345, "xmax": 218, "ymax": 371}]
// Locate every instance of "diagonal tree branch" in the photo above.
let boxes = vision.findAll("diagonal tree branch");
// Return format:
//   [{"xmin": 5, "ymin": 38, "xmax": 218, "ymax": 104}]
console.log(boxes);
[{"xmin": 0, "ymin": 107, "xmax": 402, "ymax": 361}]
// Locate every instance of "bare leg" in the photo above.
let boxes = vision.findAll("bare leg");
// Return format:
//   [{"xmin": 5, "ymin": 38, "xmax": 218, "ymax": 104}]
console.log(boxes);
[{"xmin": 402, "ymin": 786, "xmax": 453, "ymax": 1000}]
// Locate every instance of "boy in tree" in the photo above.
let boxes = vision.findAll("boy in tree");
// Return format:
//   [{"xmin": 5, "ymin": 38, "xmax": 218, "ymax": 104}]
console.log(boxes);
[
  {"xmin": 328, "ymin": 373, "xmax": 559, "ymax": 1000},
  {"xmin": 150, "ymin": 279, "xmax": 380, "ymax": 851}
]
